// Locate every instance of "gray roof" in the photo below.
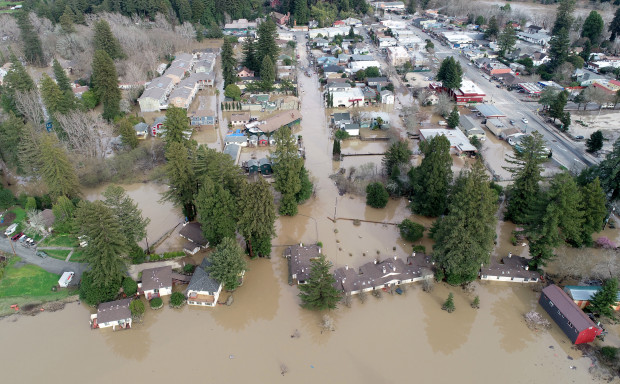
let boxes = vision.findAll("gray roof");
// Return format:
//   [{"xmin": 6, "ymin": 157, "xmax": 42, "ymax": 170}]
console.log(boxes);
[
  {"xmin": 343, "ymin": 123, "xmax": 360, "ymax": 130},
  {"xmin": 134, "ymin": 122, "xmax": 149, "ymax": 132},
  {"xmin": 323, "ymin": 65, "xmax": 343, "ymax": 73},
  {"xmin": 247, "ymin": 159, "xmax": 259, "ymax": 167},
  {"xmin": 367, "ymin": 77, "xmax": 388, "ymax": 83},
  {"xmin": 459, "ymin": 115, "xmax": 477, "ymax": 131},
  {"xmin": 564, "ymin": 286, "xmax": 620, "ymax": 302},
  {"xmin": 350, "ymin": 54, "xmax": 375, "ymax": 62},
  {"xmin": 140, "ymin": 87, "xmax": 166, "ymax": 100},
  {"xmin": 476, "ymin": 104, "xmax": 505, "ymax": 118},
  {"xmin": 179, "ymin": 222, "xmax": 207, "ymax": 246},
  {"xmin": 225, "ymin": 135, "xmax": 248, "ymax": 144},
  {"xmin": 258, "ymin": 158, "xmax": 271, "ymax": 166},
  {"xmin": 223, "ymin": 143, "xmax": 241, "ymax": 159},
  {"xmin": 141, "ymin": 266, "xmax": 172, "ymax": 291},
  {"xmin": 333, "ymin": 112, "xmax": 351, "ymax": 122},
  {"xmin": 285, "ymin": 244, "xmax": 321, "ymax": 283},
  {"xmin": 542, "ymin": 285, "xmax": 598, "ymax": 332},
  {"xmin": 146, "ymin": 76, "xmax": 173, "ymax": 90},
  {"xmin": 480, "ymin": 255, "xmax": 540, "ymax": 280},
  {"xmin": 186, "ymin": 257, "xmax": 221, "ymax": 293},
  {"xmin": 97, "ymin": 298, "xmax": 132, "ymax": 324}
]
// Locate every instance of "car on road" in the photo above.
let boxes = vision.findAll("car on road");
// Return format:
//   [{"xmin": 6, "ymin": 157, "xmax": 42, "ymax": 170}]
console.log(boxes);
[
  {"xmin": 36, "ymin": 251, "xmax": 48, "ymax": 258},
  {"xmin": 509, "ymin": 120, "xmax": 515, "ymax": 125},
  {"xmin": 575, "ymin": 135, "xmax": 585, "ymax": 141},
  {"xmin": 521, "ymin": 118, "xmax": 528, "ymax": 124}
]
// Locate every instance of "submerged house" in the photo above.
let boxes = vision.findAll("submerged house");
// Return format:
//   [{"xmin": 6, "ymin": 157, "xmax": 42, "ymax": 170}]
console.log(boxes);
[
  {"xmin": 186, "ymin": 257, "xmax": 222, "ymax": 307},
  {"xmin": 539, "ymin": 285, "xmax": 602, "ymax": 344},
  {"xmin": 284, "ymin": 244, "xmax": 322, "ymax": 285},
  {"xmin": 179, "ymin": 222, "xmax": 208, "ymax": 254},
  {"xmin": 90, "ymin": 298, "xmax": 132, "ymax": 330},
  {"xmin": 140, "ymin": 266, "xmax": 173, "ymax": 299},
  {"xmin": 480, "ymin": 254, "xmax": 540, "ymax": 283}
]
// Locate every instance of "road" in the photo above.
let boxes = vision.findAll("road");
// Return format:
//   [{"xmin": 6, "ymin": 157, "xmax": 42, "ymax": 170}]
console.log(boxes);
[
  {"xmin": 0, "ymin": 236, "xmax": 89, "ymax": 281},
  {"xmin": 385, "ymin": 16, "xmax": 599, "ymax": 172}
]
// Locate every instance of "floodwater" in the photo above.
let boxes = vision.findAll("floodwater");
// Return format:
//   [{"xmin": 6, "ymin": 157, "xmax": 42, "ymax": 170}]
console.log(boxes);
[{"xmin": 1, "ymin": 34, "xmax": 618, "ymax": 384}]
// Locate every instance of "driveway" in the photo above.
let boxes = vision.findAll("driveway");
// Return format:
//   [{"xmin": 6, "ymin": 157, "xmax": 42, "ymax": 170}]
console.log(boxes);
[{"xmin": 0, "ymin": 237, "xmax": 89, "ymax": 280}]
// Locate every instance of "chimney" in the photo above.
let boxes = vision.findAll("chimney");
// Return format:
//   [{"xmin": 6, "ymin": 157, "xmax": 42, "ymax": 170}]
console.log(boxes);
[
  {"xmin": 508, "ymin": 252, "xmax": 512, "ymax": 258},
  {"xmin": 412, "ymin": 252, "xmax": 416, "ymax": 257},
  {"xmin": 392, "ymin": 266, "xmax": 396, "ymax": 272},
  {"xmin": 345, "ymin": 264, "xmax": 348, "ymax": 270},
  {"xmin": 374, "ymin": 259, "xmax": 377, "ymax": 264},
  {"xmin": 393, "ymin": 255, "xmax": 397, "ymax": 260},
  {"xmin": 319, "ymin": 248, "xmax": 322, "ymax": 254},
  {"xmin": 525, "ymin": 265, "xmax": 529, "ymax": 271},
  {"xmin": 382, "ymin": 266, "xmax": 386, "ymax": 273}
]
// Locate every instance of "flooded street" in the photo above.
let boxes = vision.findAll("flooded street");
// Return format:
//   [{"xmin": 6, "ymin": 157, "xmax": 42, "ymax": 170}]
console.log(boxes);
[{"xmin": 1, "ymin": 34, "xmax": 618, "ymax": 384}]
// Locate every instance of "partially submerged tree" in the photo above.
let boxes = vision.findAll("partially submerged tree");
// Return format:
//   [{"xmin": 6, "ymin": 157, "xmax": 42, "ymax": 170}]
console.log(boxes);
[
  {"xmin": 102, "ymin": 185, "xmax": 150, "ymax": 246},
  {"xmin": 207, "ymin": 237, "xmax": 247, "ymax": 291},
  {"xmin": 196, "ymin": 176, "xmax": 237, "ymax": 246},
  {"xmin": 298, "ymin": 254, "xmax": 341, "ymax": 310},
  {"xmin": 442, "ymin": 292, "xmax": 455, "ymax": 313},
  {"xmin": 409, "ymin": 135, "xmax": 452, "ymax": 217},
  {"xmin": 237, "ymin": 177, "xmax": 276, "ymax": 257},
  {"xmin": 273, "ymin": 126, "xmax": 304, "ymax": 216},
  {"xmin": 587, "ymin": 278, "xmax": 618, "ymax": 320}
]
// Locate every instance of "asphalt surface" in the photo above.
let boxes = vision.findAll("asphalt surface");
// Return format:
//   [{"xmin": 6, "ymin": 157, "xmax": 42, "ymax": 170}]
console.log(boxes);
[{"xmin": 0, "ymin": 236, "xmax": 89, "ymax": 281}]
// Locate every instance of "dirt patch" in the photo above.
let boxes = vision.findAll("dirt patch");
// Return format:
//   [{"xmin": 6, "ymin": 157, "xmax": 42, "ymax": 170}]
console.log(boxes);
[
  {"xmin": 12, "ymin": 297, "xmax": 79, "ymax": 318},
  {"xmin": 1, "ymin": 212, "xmax": 16, "ymax": 227}
]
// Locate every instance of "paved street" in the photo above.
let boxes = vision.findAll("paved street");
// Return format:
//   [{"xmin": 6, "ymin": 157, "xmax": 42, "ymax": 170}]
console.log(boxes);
[{"xmin": 0, "ymin": 237, "xmax": 88, "ymax": 280}]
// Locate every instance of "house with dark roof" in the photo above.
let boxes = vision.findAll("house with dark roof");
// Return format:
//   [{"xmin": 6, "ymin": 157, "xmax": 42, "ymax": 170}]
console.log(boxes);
[
  {"xmin": 259, "ymin": 158, "xmax": 273, "ymax": 175},
  {"xmin": 564, "ymin": 286, "xmax": 620, "ymax": 311},
  {"xmin": 179, "ymin": 222, "xmax": 208, "ymax": 254},
  {"xmin": 480, "ymin": 254, "xmax": 540, "ymax": 283},
  {"xmin": 140, "ymin": 266, "xmax": 173, "ymax": 299},
  {"xmin": 284, "ymin": 244, "xmax": 322, "ymax": 285},
  {"xmin": 539, "ymin": 285, "xmax": 602, "ymax": 344},
  {"xmin": 185, "ymin": 258, "xmax": 222, "ymax": 307},
  {"xmin": 90, "ymin": 298, "xmax": 132, "ymax": 330}
]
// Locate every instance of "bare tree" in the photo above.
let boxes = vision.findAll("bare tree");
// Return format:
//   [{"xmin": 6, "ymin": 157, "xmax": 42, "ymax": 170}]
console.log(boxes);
[
  {"xmin": 26, "ymin": 210, "xmax": 46, "ymax": 236},
  {"xmin": 176, "ymin": 22, "xmax": 197, "ymax": 42},
  {"xmin": 54, "ymin": 110, "xmax": 113, "ymax": 159},
  {"xmin": 592, "ymin": 250, "xmax": 620, "ymax": 280},
  {"xmin": 435, "ymin": 93, "xmax": 455, "ymax": 117},
  {"xmin": 15, "ymin": 90, "xmax": 46, "ymax": 129},
  {"xmin": 0, "ymin": 14, "xmax": 19, "ymax": 42}
]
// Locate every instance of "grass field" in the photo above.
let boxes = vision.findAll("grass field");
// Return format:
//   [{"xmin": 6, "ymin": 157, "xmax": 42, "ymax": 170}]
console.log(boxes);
[
  {"xmin": 70, "ymin": 249, "xmax": 87, "ymax": 262},
  {"xmin": 43, "ymin": 249, "xmax": 71, "ymax": 261},
  {"xmin": 41, "ymin": 233, "xmax": 79, "ymax": 248},
  {"xmin": 0, "ymin": 206, "xmax": 27, "ymax": 231}
]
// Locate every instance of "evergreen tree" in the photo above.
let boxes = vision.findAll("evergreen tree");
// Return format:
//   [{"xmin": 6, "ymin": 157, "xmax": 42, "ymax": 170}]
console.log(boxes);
[
  {"xmin": 586, "ymin": 130, "xmax": 604, "ymax": 153},
  {"xmin": 442, "ymin": 292, "xmax": 455, "ymax": 313},
  {"xmin": 237, "ymin": 177, "xmax": 276, "ymax": 257},
  {"xmin": 221, "ymin": 39, "xmax": 237, "ymax": 88},
  {"xmin": 436, "ymin": 56, "xmax": 463, "ymax": 90},
  {"xmin": 588, "ymin": 138, "xmax": 620, "ymax": 200},
  {"xmin": 293, "ymin": 0, "xmax": 309, "ymax": 25},
  {"xmin": 242, "ymin": 37, "xmax": 258, "ymax": 73},
  {"xmin": 0, "ymin": 54, "xmax": 35, "ymax": 115},
  {"xmin": 176, "ymin": 0, "xmax": 192, "ymax": 23},
  {"xmin": 504, "ymin": 132, "xmax": 547, "ymax": 224},
  {"xmin": 366, "ymin": 182, "xmax": 389, "ymax": 208},
  {"xmin": 581, "ymin": 177, "xmax": 607, "ymax": 246},
  {"xmin": 432, "ymin": 160, "xmax": 497, "ymax": 285},
  {"xmin": 196, "ymin": 176, "xmax": 237, "ymax": 246},
  {"xmin": 256, "ymin": 19, "xmax": 279, "ymax": 68},
  {"xmin": 118, "ymin": 118, "xmax": 139, "ymax": 149},
  {"xmin": 484, "ymin": 16, "xmax": 499, "ymax": 40},
  {"xmin": 91, "ymin": 50, "xmax": 121, "ymax": 121},
  {"xmin": 548, "ymin": 28, "xmax": 570, "ymax": 70},
  {"xmin": 406, "ymin": 0, "xmax": 416, "ymax": 14},
  {"xmin": 409, "ymin": 135, "xmax": 453, "ymax": 217},
  {"xmin": 382, "ymin": 140, "xmax": 412, "ymax": 176},
  {"xmin": 610, "ymin": 7, "xmax": 620, "ymax": 42},
  {"xmin": 75, "ymin": 200, "xmax": 127, "ymax": 287},
  {"xmin": 59, "ymin": 5, "xmax": 76, "ymax": 33},
  {"xmin": 40, "ymin": 74, "xmax": 68, "ymax": 115},
  {"xmin": 39, "ymin": 134, "xmax": 80, "ymax": 199},
  {"xmin": 497, "ymin": 24, "xmax": 517, "ymax": 57},
  {"xmin": 163, "ymin": 142, "xmax": 198, "ymax": 220},
  {"xmin": 194, "ymin": 145, "xmax": 244, "ymax": 195},
  {"xmin": 447, "ymin": 106, "xmax": 460, "ymax": 128},
  {"xmin": 332, "ymin": 138, "xmax": 341, "ymax": 158},
  {"xmin": 560, "ymin": 111, "xmax": 571, "ymax": 131},
  {"xmin": 16, "ymin": 11, "xmax": 44, "ymax": 66},
  {"xmin": 102, "ymin": 185, "xmax": 150, "ymax": 246},
  {"xmin": 93, "ymin": 20, "xmax": 124, "ymax": 60},
  {"xmin": 549, "ymin": 90, "xmax": 568, "ymax": 122},
  {"xmin": 551, "ymin": 0, "xmax": 576, "ymax": 36},
  {"xmin": 587, "ymin": 278, "xmax": 618, "ymax": 319},
  {"xmin": 52, "ymin": 59, "xmax": 73, "ymax": 94},
  {"xmin": 206, "ymin": 237, "xmax": 247, "ymax": 290},
  {"xmin": 273, "ymin": 126, "xmax": 304, "ymax": 216},
  {"xmin": 162, "ymin": 106, "xmax": 191, "ymax": 149},
  {"xmin": 0, "ymin": 112, "xmax": 25, "ymax": 167},
  {"xmin": 298, "ymin": 254, "xmax": 341, "ymax": 311},
  {"xmin": 582, "ymin": 11, "xmax": 604, "ymax": 44},
  {"xmin": 52, "ymin": 195, "xmax": 76, "ymax": 229},
  {"xmin": 295, "ymin": 166, "xmax": 313, "ymax": 203},
  {"xmin": 260, "ymin": 55, "xmax": 276, "ymax": 92}
]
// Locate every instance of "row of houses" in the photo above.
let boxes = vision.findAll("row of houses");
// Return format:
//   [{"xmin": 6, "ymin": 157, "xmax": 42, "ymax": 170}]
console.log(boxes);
[{"xmin": 138, "ymin": 51, "xmax": 216, "ymax": 113}]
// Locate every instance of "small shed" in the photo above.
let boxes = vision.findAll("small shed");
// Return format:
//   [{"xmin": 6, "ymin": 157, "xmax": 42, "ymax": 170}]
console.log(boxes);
[
  {"xmin": 258, "ymin": 134, "xmax": 269, "ymax": 146},
  {"xmin": 247, "ymin": 159, "xmax": 259, "ymax": 174},
  {"xmin": 564, "ymin": 286, "xmax": 620, "ymax": 311},
  {"xmin": 249, "ymin": 135, "xmax": 258, "ymax": 146},
  {"xmin": 269, "ymin": 136, "xmax": 276, "ymax": 146},
  {"xmin": 259, "ymin": 158, "xmax": 273, "ymax": 175},
  {"xmin": 134, "ymin": 122, "xmax": 149, "ymax": 139},
  {"xmin": 539, "ymin": 285, "xmax": 602, "ymax": 344}
]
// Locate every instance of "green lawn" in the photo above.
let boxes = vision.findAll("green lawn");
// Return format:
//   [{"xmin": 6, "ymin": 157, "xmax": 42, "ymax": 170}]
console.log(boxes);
[
  {"xmin": 0, "ymin": 1, "xmax": 22, "ymax": 7},
  {"xmin": 43, "ymin": 249, "xmax": 71, "ymax": 261},
  {"xmin": 41, "ymin": 233, "xmax": 79, "ymax": 248},
  {"xmin": 69, "ymin": 249, "xmax": 87, "ymax": 262}
]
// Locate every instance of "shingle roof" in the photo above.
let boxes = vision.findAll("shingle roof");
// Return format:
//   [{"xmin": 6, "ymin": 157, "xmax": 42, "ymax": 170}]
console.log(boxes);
[
  {"xmin": 97, "ymin": 298, "xmax": 131, "ymax": 324},
  {"xmin": 186, "ymin": 257, "xmax": 221, "ymax": 293},
  {"xmin": 179, "ymin": 222, "xmax": 208, "ymax": 246},
  {"xmin": 284, "ymin": 244, "xmax": 321, "ymax": 283},
  {"xmin": 141, "ymin": 266, "xmax": 172, "ymax": 291},
  {"xmin": 481, "ymin": 255, "xmax": 540, "ymax": 280}
]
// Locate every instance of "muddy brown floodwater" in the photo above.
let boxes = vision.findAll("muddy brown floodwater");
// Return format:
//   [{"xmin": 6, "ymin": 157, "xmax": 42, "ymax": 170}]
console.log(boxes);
[{"xmin": 1, "ymin": 36, "xmax": 618, "ymax": 384}]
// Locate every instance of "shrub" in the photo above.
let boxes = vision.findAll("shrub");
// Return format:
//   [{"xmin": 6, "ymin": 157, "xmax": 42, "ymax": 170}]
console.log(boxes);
[
  {"xmin": 434, "ymin": 268, "xmax": 444, "ymax": 282},
  {"xmin": 596, "ymin": 237, "xmax": 617, "ymax": 249},
  {"xmin": 471, "ymin": 296, "xmax": 480, "ymax": 309},
  {"xmin": 398, "ymin": 219, "xmax": 424, "ymax": 242},
  {"xmin": 130, "ymin": 299, "xmax": 145, "ymax": 318},
  {"xmin": 163, "ymin": 251, "xmax": 185, "ymax": 259},
  {"xmin": 130, "ymin": 245, "xmax": 146, "ymax": 264},
  {"xmin": 442, "ymin": 293, "xmax": 455, "ymax": 313},
  {"xmin": 122, "ymin": 277, "xmax": 138, "ymax": 296},
  {"xmin": 183, "ymin": 264, "xmax": 196, "ymax": 273},
  {"xmin": 150, "ymin": 297, "xmax": 163, "ymax": 309},
  {"xmin": 170, "ymin": 292, "xmax": 185, "ymax": 308},
  {"xmin": 79, "ymin": 272, "xmax": 120, "ymax": 306},
  {"xmin": 412, "ymin": 245, "xmax": 426, "ymax": 254},
  {"xmin": 601, "ymin": 346, "xmax": 618, "ymax": 361},
  {"xmin": 149, "ymin": 254, "xmax": 162, "ymax": 261},
  {"xmin": 334, "ymin": 130, "xmax": 350, "ymax": 140},
  {"xmin": 317, "ymin": 241, "xmax": 323, "ymax": 248},
  {"xmin": 0, "ymin": 188, "xmax": 15, "ymax": 210},
  {"xmin": 366, "ymin": 182, "xmax": 389, "ymax": 208}
]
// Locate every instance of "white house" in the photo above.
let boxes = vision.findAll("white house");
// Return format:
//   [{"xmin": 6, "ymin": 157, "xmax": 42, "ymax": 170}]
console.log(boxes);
[
  {"xmin": 349, "ymin": 60, "xmax": 382, "ymax": 72},
  {"xmin": 90, "ymin": 299, "xmax": 133, "ymax": 330},
  {"xmin": 387, "ymin": 46, "xmax": 410, "ymax": 66},
  {"xmin": 419, "ymin": 128, "xmax": 477, "ymax": 155},
  {"xmin": 330, "ymin": 87, "xmax": 365, "ymax": 108},
  {"xmin": 532, "ymin": 52, "xmax": 550, "ymax": 66},
  {"xmin": 517, "ymin": 32, "xmax": 551, "ymax": 46},
  {"xmin": 186, "ymin": 257, "xmax": 222, "ymax": 307},
  {"xmin": 380, "ymin": 90, "xmax": 395, "ymax": 104},
  {"xmin": 378, "ymin": 37, "xmax": 398, "ymax": 48},
  {"xmin": 140, "ymin": 266, "xmax": 173, "ymax": 299}
]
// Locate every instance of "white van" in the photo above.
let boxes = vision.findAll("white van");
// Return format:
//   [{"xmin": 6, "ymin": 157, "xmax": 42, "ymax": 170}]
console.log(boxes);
[{"xmin": 4, "ymin": 223, "xmax": 17, "ymax": 236}]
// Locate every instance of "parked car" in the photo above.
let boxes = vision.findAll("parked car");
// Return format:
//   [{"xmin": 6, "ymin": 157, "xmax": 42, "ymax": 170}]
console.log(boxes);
[
  {"xmin": 19, "ymin": 235, "xmax": 27, "ymax": 243},
  {"xmin": 521, "ymin": 118, "xmax": 528, "ymax": 124},
  {"xmin": 509, "ymin": 120, "xmax": 515, "ymax": 125},
  {"xmin": 11, "ymin": 232, "xmax": 24, "ymax": 241},
  {"xmin": 575, "ymin": 135, "xmax": 585, "ymax": 141},
  {"xmin": 36, "ymin": 251, "xmax": 48, "ymax": 258}
]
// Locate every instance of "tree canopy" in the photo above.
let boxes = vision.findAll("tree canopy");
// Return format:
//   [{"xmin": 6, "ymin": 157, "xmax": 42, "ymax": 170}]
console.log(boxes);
[
  {"xmin": 436, "ymin": 56, "xmax": 463, "ymax": 90},
  {"xmin": 93, "ymin": 19, "xmax": 124, "ymax": 60},
  {"xmin": 196, "ymin": 176, "xmax": 237, "ymax": 246},
  {"xmin": 92, "ymin": 50, "xmax": 121, "ymax": 121},
  {"xmin": 273, "ymin": 126, "xmax": 304, "ymax": 216},
  {"xmin": 237, "ymin": 177, "xmax": 276, "ymax": 257},
  {"xmin": 298, "ymin": 254, "xmax": 341, "ymax": 310},
  {"xmin": 582, "ymin": 11, "xmax": 604, "ymax": 44},
  {"xmin": 587, "ymin": 278, "xmax": 618, "ymax": 320},
  {"xmin": 207, "ymin": 237, "xmax": 247, "ymax": 291},
  {"xmin": 102, "ymin": 185, "xmax": 150, "ymax": 246}
]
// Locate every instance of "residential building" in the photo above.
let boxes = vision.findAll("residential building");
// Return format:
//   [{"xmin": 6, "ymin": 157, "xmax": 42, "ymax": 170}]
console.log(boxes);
[
  {"xmin": 71, "ymin": 85, "xmax": 89, "ymax": 98},
  {"xmin": 372, "ymin": 1, "xmax": 406, "ymax": 12},
  {"xmin": 480, "ymin": 254, "xmax": 540, "ymax": 282},
  {"xmin": 587, "ymin": 58, "xmax": 620, "ymax": 73},
  {"xmin": 223, "ymin": 144, "xmax": 242, "ymax": 165},
  {"xmin": 377, "ymin": 36, "xmax": 398, "ymax": 48},
  {"xmin": 168, "ymin": 78, "xmax": 199, "ymax": 109},
  {"xmin": 531, "ymin": 51, "xmax": 549, "ymax": 66},
  {"xmin": 133, "ymin": 122, "xmax": 149, "ymax": 139},
  {"xmin": 272, "ymin": 11, "xmax": 290, "ymax": 25},
  {"xmin": 386, "ymin": 46, "xmax": 410, "ymax": 66},
  {"xmin": 380, "ymin": 90, "xmax": 395, "ymax": 104},
  {"xmin": 224, "ymin": 19, "xmax": 257, "ymax": 35},
  {"xmin": 141, "ymin": 266, "xmax": 173, "ymax": 299},
  {"xmin": 419, "ymin": 128, "xmax": 477, "ymax": 155},
  {"xmin": 342, "ymin": 123, "xmax": 360, "ymax": 136},
  {"xmin": 138, "ymin": 76, "xmax": 174, "ymax": 112},
  {"xmin": 253, "ymin": 110, "xmax": 302, "ymax": 133},
  {"xmin": 573, "ymin": 68, "xmax": 607, "ymax": 86},
  {"xmin": 231, "ymin": 112, "xmax": 251, "ymax": 126},
  {"xmin": 539, "ymin": 285, "xmax": 602, "ymax": 344},
  {"xmin": 332, "ymin": 112, "xmax": 352, "ymax": 127},
  {"xmin": 259, "ymin": 158, "xmax": 273, "ymax": 175},
  {"xmin": 90, "ymin": 299, "xmax": 132, "ymax": 330},
  {"xmin": 179, "ymin": 222, "xmax": 208, "ymax": 254},
  {"xmin": 517, "ymin": 32, "xmax": 551, "ymax": 46},
  {"xmin": 564, "ymin": 286, "xmax": 620, "ymax": 311},
  {"xmin": 238, "ymin": 67, "xmax": 255, "ymax": 78},
  {"xmin": 284, "ymin": 244, "xmax": 321, "ymax": 285},
  {"xmin": 592, "ymin": 79, "xmax": 620, "ymax": 94},
  {"xmin": 458, "ymin": 115, "xmax": 485, "ymax": 140},
  {"xmin": 224, "ymin": 133, "xmax": 249, "ymax": 147},
  {"xmin": 186, "ymin": 257, "xmax": 222, "ymax": 307}
]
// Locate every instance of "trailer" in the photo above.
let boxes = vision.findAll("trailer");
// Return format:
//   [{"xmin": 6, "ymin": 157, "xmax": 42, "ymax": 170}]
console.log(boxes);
[{"xmin": 58, "ymin": 272, "xmax": 75, "ymax": 288}]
